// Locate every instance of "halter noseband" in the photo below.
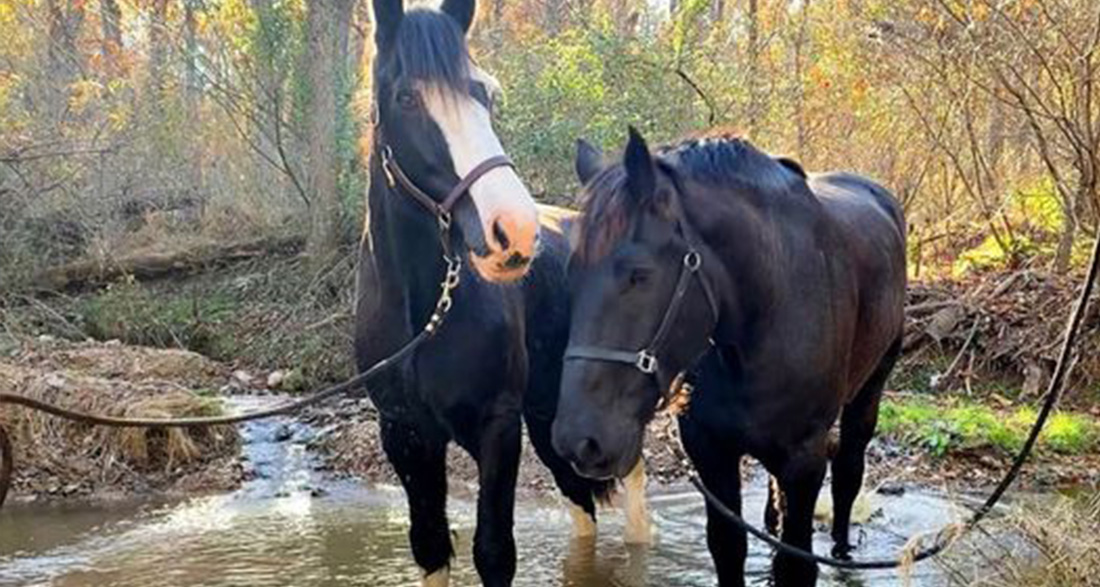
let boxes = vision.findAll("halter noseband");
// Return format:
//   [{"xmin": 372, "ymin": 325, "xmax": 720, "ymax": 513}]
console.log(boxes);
[
  {"xmin": 380, "ymin": 144, "xmax": 514, "ymax": 237},
  {"xmin": 563, "ymin": 186, "xmax": 720, "ymax": 409}
]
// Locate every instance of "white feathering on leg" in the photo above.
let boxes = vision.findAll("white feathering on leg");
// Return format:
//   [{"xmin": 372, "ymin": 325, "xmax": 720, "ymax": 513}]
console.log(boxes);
[
  {"xmin": 422, "ymin": 567, "xmax": 450, "ymax": 587},
  {"xmin": 622, "ymin": 459, "xmax": 652, "ymax": 545},
  {"xmin": 569, "ymin": 503, "xmax": 597, "ymax": 538}
]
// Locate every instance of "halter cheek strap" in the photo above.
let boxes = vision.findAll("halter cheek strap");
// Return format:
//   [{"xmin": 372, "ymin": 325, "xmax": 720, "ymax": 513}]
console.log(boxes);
[
  {"xmin": 381, "ymin": 145, "xmax": 514, "ymax": 226},
  {"xmin": 563, "ymin": 185, "xmax": 720, "ymax": 409}
]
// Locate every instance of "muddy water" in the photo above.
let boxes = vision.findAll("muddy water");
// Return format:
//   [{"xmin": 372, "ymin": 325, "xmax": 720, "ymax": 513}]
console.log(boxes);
[{"xmin": 0, "ymin": 399, "xmax": 967, "ymax": 587}]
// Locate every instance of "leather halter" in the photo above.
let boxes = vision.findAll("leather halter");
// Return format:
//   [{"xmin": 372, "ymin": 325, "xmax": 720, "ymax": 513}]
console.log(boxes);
[
  {"xmin": 563, "ymin": 182, "xmax": 720, "ymax": 408},
  {"xmin": 380, "ymin": 144, "xmax": 514, "ymax": 236}
]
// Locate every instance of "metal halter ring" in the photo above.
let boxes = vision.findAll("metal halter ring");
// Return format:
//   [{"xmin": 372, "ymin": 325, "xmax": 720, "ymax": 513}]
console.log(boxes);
[
  {"xmin": 438, "ymin": 210, "xmax": 452, "ymax": 231},
  {"xmin": 443, "ymin": 257, "xmax": 462, "ymax": 289},
  {"xmin": 636, "ymin": 351, "xmax": 658, "ymax": 374},
  {"xmin": 381, "ymin": 146, "xmax": 397, "ymax": 188},
  {"xmin": 684, "ymin": 250, "xmax": 702, "ymax": 271}
]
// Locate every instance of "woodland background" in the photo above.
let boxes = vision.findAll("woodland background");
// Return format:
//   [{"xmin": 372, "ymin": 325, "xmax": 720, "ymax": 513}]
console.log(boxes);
[
  {"xmin": 3, "ymin": 0, "xmax": 1098, "ymax": 278},
  {"xmin": 2, "ymin": 0, "xmax": 1100, "ymax": 402},
  {"xmin": 4, "ymin": 2, "xmax": 1100, "ymax": 557}
]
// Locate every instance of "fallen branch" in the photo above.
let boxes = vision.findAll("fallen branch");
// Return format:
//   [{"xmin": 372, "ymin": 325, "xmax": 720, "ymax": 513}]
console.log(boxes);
[{"xmin": 28, "ymin": 235, "xmax": 306, "ymax": 293}]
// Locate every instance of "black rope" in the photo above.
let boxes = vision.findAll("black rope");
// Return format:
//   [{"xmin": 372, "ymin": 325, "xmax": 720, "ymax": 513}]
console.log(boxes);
[{"xmin": 690, "ymin": 228, "xmax": 1100, "ymax": 571}]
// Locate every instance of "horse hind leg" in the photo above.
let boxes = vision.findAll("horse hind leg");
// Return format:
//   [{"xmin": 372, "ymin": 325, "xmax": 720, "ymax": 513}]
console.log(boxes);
[
  {"xmin": 621, "ymin": 458, "xmax": 651, "ymax": 545},
  {"xmin": 830, "ymin": 337, "xmax": 901, "ymax": 559},
  {"xmin": 379, "ymin": 418, "xmax": 453, "ymax": 586},
  {"xmin": 523, "ymin": 407, "xmax": 613, "ymax": 540}
]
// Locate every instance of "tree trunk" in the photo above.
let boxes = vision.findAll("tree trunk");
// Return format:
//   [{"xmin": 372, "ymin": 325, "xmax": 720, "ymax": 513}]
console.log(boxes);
[
  {"xmin": 1054, "ymin": 205, "xmax": 1077, "ymax": 274},
  {"xmin": 746, "ymin": 0, "xmax": 761, "ymax": 135},
  {"xmin": 792, "ymin": 0, "xmax": 810, "ymax": 160},
  {"xmin": 183, "ymin": 0, "xmax": 206, "ymax": 215},
  {"xmin": 100, "ymin": 0, "xmax": 123, "ymax": 77},
  {"xmin": 544, "ymin": 0, "xmax": 564, "ymax": 35},
  {"xmin": 147, "ymin": 0, "xmax": 170, "ymax": 100},
  {"xmin": 304, "ymin": 0, "xmax": 356, "ymax": 266},
  {"xmin": 43, "ymin": 0, "xmax": 85, "ymax": 125}
]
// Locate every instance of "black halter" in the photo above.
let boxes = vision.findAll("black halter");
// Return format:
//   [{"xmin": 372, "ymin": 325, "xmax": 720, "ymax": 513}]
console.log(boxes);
[
  {"xmin": 374, "ymin": 113, "xmax": 515, "ymax": 262},
  {"xmin": 564, "ymin": 184, "xmax": 720, "ymax": 407}
]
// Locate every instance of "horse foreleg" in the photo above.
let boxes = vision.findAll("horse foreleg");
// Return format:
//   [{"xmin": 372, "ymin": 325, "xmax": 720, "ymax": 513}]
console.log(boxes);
[
  {"xmin": 622, "ymin": 458, "xmax": 651, "ymax": 545},
  {"xmin": 472, "ymin": 411, "xmax": 522, "ymax": 587},
  {"xmin": 680, "ymin": 423, "xmax": 746, "ymax": 587},
  {"xmin": 380, "ymin": 418, "xmax": 452, "ymax": 586},
  {"xmin": 774, "ymin": 449, "xmax": 828, "ymax": 587}
]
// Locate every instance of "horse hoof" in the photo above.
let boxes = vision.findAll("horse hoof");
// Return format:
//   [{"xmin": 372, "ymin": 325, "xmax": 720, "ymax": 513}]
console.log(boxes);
[
  {"xmin": 422, "ymin": 567, "xmax": 450, "ymax": 587},
  {"xmin": 831, "ymin": 544, "xmax": 853, "ymax": 561}
]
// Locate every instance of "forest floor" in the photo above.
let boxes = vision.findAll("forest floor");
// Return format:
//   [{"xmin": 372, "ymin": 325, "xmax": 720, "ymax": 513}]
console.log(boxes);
[
  {"xmin": 2, "ymin": 248, "xmax": 1100, "ymax": 501},
  {"xmin": 1, "ymin": 335, "xmax": 1097, "ymax": 504}
]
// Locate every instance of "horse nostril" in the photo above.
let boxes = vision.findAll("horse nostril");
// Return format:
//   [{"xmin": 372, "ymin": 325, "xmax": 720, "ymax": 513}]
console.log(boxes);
[
  {"xmin": 492, "ymin": 219, "xmax": 511, "ymax": 251},
  {"xmin": 502, "ymin": 252, "xmax": 529, "ymax": 271},
  {"xmin": 576, "ymin": 437, "xmax": 602, "ymax": 465}
]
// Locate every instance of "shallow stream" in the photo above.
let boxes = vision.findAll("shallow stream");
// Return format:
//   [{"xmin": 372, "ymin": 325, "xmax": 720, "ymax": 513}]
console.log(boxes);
[{"xmin": 0, "ymin": 398, "xmax": 974, "ymax": 586}]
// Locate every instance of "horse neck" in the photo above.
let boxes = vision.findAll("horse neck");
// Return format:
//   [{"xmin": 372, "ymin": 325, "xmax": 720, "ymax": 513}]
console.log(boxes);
[
  {"xmin": 682, "ymin": 187, "xmax": 775, "ymax": 344},
  {"xmin": 363, "ymin": 153, "xmax": 451, "ymax": 324}
]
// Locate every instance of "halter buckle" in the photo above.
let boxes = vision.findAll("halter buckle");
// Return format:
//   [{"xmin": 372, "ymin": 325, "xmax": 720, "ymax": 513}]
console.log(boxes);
[
  {"xmin": 443, "ymin": 256, "xmax": 462, "ymax": 289},
  {"xmin": 684, "ymin": 250, "xmax": 702, "ymax": 271},
  {"xmin": 636, "ymin": 351, "xmax": 658, "ymax": 375},
  {"xmin": 438, "ymin": 211, "xmax": 452, "ymax": 231},
  {"xmin": 381, "ymin": 146, "xmax": 396, "ymax": 188}
]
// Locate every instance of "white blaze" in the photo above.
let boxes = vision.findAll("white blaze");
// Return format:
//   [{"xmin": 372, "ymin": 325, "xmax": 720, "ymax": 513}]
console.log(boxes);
[{"xmin": 419, "ymin": 64, "xmax": 537, "ymax": 256}]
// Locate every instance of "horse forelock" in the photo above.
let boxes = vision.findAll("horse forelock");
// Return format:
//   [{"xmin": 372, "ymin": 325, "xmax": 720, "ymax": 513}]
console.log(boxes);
[
  {"xmin": 392, "ymin": 9, "xmax": 470, "ymax": 97},
  {"xmin": 575, "ymin": 166, "xmax": 635, "ymax": 265}
]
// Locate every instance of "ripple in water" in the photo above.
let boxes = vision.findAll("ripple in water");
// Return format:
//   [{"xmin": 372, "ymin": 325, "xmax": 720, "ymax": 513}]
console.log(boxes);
[{"xmin": 0, "ymin": 400, "xmax": 967, "ymax": 586}]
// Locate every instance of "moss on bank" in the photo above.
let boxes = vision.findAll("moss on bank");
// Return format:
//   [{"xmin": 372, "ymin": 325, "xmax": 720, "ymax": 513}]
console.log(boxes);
[{"xmin": 878, "ymin": 394, "xmax": 1099, "ymax": 458}]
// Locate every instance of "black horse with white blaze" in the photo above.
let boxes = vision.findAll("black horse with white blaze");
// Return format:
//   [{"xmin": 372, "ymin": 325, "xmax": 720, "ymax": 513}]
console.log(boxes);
[
  {"xmin": 553, "ymin": 128, "xmax": 906, "ymax": 586},
  {"xmin": 354, "ymin": 2, "xmax": 628, "ymax": 585}
]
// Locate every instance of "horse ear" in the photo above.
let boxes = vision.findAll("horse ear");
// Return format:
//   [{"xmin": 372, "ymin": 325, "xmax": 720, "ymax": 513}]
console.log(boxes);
[
  {"xmin": 440, "ymin": 0, "xmax": 476, "ymax": 33},
  {"xmin": 373, "ymin": 0, "xmax": 404, "ymax": 51},
  {"xmin": 575, "ymin": 139, "xmax": 604, "ymax": 185},
  {"xmin": 623, "ymin": 126, "xmax": 656, "ymax": 205}
]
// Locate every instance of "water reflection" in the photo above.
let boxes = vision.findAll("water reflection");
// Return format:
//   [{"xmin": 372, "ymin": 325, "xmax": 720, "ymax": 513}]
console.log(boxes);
[
  {"xmin": 1, "ymin": 477, "xmax": 971, "ymax": 587},
  {"xmin": 0, "ymin": 402, "xmax": 966, "ymax": 586}
]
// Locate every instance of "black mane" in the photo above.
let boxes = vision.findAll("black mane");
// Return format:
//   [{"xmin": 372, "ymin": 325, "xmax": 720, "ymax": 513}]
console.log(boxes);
[
  {"xmin": 393, "ymin": 8, "xmax": 470, "ymax": 93},
  {"xmin": 576, "ymin": 134, "xmax": 803, "ymax": 263},
  {"xmin": 657, "ymin": 135, "xmax": 801, "ymax": 193}
]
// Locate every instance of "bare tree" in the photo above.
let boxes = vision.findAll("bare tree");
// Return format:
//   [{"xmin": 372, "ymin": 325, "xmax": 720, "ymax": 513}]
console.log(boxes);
[
  {"xmin": 183, "ymin": 0, "xmax": 206, "ymax": 208},
  {"xmin": 927, "ymin": 0, "xmax": 1100, "ymax": 272},
  {"xmin": 746, "ymin": 0, "xmax": 761, "ymax": 134},
  {"xmin": 100, "ymin": 0, "xmax": 124, "ymax": 77},
  {"xmin": 304, "ymin": 0, "xmax": 358, "ymax": 266},
  {"xmin": 43, "ymin": 0, "xmax": 85, "ymax": 124}
]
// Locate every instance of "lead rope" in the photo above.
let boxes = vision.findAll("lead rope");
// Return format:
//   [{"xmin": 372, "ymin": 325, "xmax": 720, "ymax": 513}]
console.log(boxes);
[
  {"xmin": 0, "ymin": 236, "xmax": 464, "ymax": 510},
  {"xmin": 682, "ymin": 228, "xmax": 1100, "ymax": 571}
]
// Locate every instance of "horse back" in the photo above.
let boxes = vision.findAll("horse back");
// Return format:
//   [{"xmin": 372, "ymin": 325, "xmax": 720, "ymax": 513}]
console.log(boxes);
[{"xmin": 808, "ymin": 172, "xmax": 907, "ymax": 397}]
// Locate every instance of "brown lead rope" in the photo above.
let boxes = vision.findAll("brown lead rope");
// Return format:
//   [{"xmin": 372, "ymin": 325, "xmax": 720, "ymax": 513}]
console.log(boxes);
[
  {"xmin": 689, "ymin": 228, "xmax": 1100, "ymax": 571},
  {"xmin": 0, "ymin": 256, "xmax": 463, "ymax": 509}
]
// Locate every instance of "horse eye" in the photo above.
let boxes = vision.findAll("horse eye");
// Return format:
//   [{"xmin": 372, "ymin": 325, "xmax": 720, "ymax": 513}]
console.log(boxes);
[
  {"xmin": 629, "ymin": 267, "xmax": 651, "ymax": 287},
  {"xmin": 396, "ymin": 89, "xmax": 420, "ymax": 110}
]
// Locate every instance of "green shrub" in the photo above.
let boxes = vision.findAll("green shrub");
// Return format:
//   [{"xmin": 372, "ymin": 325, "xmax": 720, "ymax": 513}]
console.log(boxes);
[{"xmin": 877, "ymin": 396, "xmax": 1099, "ymax": 458}]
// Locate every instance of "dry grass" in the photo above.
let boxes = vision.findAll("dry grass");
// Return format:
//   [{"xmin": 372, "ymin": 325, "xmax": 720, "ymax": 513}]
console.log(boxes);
[
  {"xmin": 0, "ymin": 338, "xmax": 238, "ymax": 498},
  {"xmin": 941, "ymin": 493, "xmax": 1100, "ymax": 586}
]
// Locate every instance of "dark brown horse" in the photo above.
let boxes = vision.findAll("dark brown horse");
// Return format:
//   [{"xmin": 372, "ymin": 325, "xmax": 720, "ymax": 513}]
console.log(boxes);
[{"xmin": 552, "ymin": 128, "xmax": 906, "ymax": 586}]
